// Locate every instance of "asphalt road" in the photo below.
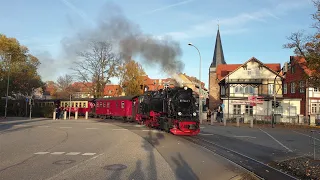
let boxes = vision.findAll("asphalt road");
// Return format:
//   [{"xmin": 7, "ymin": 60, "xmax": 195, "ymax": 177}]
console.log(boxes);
[
  {"xmin": 0, "ymin": 118, "xmax": 246, "ymax": 180},
  {"xmin": 199, "ymin": 124, "xmax": 320, "ymax": 162}
]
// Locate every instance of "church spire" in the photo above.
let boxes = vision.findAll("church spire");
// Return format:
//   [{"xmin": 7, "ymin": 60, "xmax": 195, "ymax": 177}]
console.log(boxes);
[{"xmin": 210, "ymin": 26, "xmax": 226, "ymax": 68}]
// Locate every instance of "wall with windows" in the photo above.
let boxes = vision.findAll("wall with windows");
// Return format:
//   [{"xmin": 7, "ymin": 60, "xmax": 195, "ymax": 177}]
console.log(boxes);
[
  {"xmin": 221, "ymin": 98, "xmax": 301, "ymax": 122},
  {"xmin": 224, "ymin": 60, "xmax": 282, "ymax": 98},
  {"xmin": 222, "ymin": 100, "xmax": 273, "ymax": 116}
]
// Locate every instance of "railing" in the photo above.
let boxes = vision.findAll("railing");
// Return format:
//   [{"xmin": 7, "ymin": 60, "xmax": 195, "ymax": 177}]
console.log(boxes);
[{"xmin": 205, "ymin": 112, "xmax": 320, "ymax": 126}]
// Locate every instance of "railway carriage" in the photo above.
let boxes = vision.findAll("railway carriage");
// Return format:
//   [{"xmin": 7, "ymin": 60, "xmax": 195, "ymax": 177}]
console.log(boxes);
[
  {"xmin": 60, "ymin": 98, "xmax": 96, "ymax": 117},
  {"xmin": 95, "ymin": 96, "xmax": 138, "ymax": 121}
]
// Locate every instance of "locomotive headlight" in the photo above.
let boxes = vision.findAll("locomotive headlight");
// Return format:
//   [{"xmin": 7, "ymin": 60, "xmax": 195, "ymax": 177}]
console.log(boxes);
[
  {"xmin": 193, "ymin": 112, "xmax": 197, "ymax": 116},
  {"xmin": 184, "ymin": 86, "xmax": 188, "ymax": 90},
  {"xmin": 178, "ymin": 112, "xmax": 182, "ymax": 116}
]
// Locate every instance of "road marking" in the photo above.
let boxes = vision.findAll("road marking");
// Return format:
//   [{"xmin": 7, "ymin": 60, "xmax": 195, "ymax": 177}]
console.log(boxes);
[
  {"xmin": 60, "ymin": 127, "xmax": 72, "ymax": 129},
  {"xmin": 45, "ymin": 153, "xmax": 104, "ymax": 180},
  {"xmin": 51, "ymin": 152, "xmax": 65, "ymax": 155},
  {"xmin": 199, "ymin": 133, "xmax": 213, "ymax": 136},
  {"xmin": 14, "ymin": 124, "xmax": 28, "ymax": 127},
  {"xmin": 233, "ymin": 136, "xmax": 256, "ymax": 138},
  {"xmin": 82, "ymin": 153, "xmax": 96, "ymax": 156},
  {"xmin": 34, "ymin": 152, "xmax": 50, "ymax": 155},
  {"xmin": 142, "ymin": 129, "xmax": 165, "ymax": 133},
  {"xmin": 86, "ymin": 128, "xmax": 98, "ymax": 129},
  {"xmin": 38, "ymin": 126, "xmax": 50, "ymax": 128},
  {"xmin": 259, "ymin": 128, "xmax": 293, "ymax": 152},
  {"xmin": 112, "ymin": 128, "xmax": 128, "ymax": 131},
  {"xmin": 66, "ymin": 152, "xmax": 81, "ymax": 155},
  {"xmin": 293, "ymin": 131, "xmax": 320, "ymax": 142},
  {"xmin": 200, "ymin": 126, "xmax": 205, "ymax": 129}
]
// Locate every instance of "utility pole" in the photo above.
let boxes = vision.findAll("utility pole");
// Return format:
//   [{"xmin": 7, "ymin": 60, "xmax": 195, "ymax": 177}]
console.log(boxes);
[
  {"xmin": 272, "ymin": 66, "xmax": 285, "ymax": 128},
  {"xmin": 4, "ymin": 54, "xmax": 12, "ymax": 118},
  {"xmin": 29, "ymin": 96, "xmax": 32, "ymax": 119},
  {"xmin": 29, "ymin": 88, "xmax": 34, "ymax": 119},
  {"xmin": 227, "ymin": 74, "xmax": 230, "ymax": 120}
]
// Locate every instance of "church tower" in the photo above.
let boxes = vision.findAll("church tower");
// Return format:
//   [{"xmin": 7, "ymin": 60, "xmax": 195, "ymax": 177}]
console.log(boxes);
[{"xmin": 209, "ymin": 26, "xmax": 226, "ymax": 110}]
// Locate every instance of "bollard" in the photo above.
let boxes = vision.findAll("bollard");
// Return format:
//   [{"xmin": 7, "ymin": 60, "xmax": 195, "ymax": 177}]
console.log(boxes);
[
  {"xmin": 213, "ymin": 112, "xmax": 217, "ymax": 123},
  {"xmin": 223, "ymin": 118, "xmax": 226, "ymax": 126},
  {"xmin": 64, "ymin": 111, "xmax": 67, "ymax": 120},
  {"xmin": 236, "ymin": 117, "xmax": 240, "ymax": 127},
  {"xmin": 250, "ymin": 118, "xmax": 253, "ymax": 128},
  {"xmin": 75, "ymin": 111, "xmax": 78, "ymax": 120},
  {"xmin": 211, "ymin": 113, "xmax": 215, "ymax": 125},
  {"xmin": 85, "ymin": 111, "xmax": 88, "ymax": 120},
  {"xmin": 53, "ymin": 112, "xmax": 56, "ymax": 120}
]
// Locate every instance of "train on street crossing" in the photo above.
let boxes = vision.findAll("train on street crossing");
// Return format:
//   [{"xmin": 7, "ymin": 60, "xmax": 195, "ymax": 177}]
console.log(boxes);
[{"xmin": 3, "ymin": 86, "xmax": 201, "ymax": 136}]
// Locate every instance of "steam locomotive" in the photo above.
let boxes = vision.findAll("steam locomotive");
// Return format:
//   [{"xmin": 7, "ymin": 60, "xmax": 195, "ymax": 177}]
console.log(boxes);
[{"xmin": 136, "ymin": 86, "xmax": 200, "ymax": 135}]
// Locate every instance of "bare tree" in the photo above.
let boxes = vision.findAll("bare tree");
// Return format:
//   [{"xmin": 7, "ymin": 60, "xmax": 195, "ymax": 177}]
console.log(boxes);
[
  {"xmin": 283, "ymin": 0, "xmax": 320, "ymax": 88},
  {"xmin": 56, "ymin": 74, "xmax": 78, "ymax": 98},
  {"xmin": 57, "ymin": 74, "xmax": 73, "ymax": 91},
  {"xmin": 72, "ymin": 41, "xmax": 123, "ymax": 98}
]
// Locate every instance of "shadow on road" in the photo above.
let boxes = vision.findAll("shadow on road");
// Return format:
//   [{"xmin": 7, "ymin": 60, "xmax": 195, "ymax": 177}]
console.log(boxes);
[
  {"xmin": 141, "ymin": 130, "xmax": 162, "ymax": 180},
  {"xmin": 128, "ymin": 160, "xmax": 146, "ymax": 180},
  {"xmin": 171, "ymin": 152, "xmax": 199, "ymax": 180},
  {"xmin": 0, "ymin": 118, "xmax": 49, "ymax": 133}
]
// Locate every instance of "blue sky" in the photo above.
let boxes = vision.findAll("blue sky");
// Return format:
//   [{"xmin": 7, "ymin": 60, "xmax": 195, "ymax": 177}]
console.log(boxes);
[{"xmin": 0, "ymin": 0, "xmax": 315, "ymax": 89}]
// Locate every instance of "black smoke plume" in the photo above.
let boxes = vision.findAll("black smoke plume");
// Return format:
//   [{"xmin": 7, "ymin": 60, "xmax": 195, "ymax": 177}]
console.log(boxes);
[{"xmin": 61, "ymin": 2, "xmax": 184, "ymax": 76}]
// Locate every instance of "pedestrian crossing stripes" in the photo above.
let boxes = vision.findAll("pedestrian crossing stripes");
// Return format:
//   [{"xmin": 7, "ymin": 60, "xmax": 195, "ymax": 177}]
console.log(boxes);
[{"xmin": 34, "ymin": 152, "xmax": 96, "ymax": 156}]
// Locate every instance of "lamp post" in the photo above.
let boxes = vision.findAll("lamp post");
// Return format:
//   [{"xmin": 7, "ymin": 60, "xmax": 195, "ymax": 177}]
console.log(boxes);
[
  {"xmin": 4, "ymin": 54, "xmax": 12, "ymax": 118},
  {"xmin": 188, "ymin": 43, "xmax": 202, "ymax": 124}
]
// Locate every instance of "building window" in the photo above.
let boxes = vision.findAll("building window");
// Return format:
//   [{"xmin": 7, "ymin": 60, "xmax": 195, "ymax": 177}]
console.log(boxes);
[
  {"xmin": 233, "ymin": 105, "xmax": 241, "ymax": 115},
  {"xmin": 221, "ymin": 86, "xmax": 226, "ymax": 95},
  {"xmin": 299, "ymin": 81, "xmax": 305, "ymax": 93},
  {"xmin": 235, "ymin": 86, "xmax": 243, "ymax": 94},
  {"xmin": 244, "ymin": 86, "xmax": 254, "ymax": 94},
  {"xmin": 311, "ymin": 104, "xmax": 317, "ymax": 114},
  {"xmin": 283, "ymin": 83, "xmax": 287, "ymax": 94},
  {"xmin": 247, "ymin": 69, "xmax": 251, "ymax": 76},
  {"xmin": 291, "ymin": 65, "xmax": 295, "ymax": 73},
  {"xmin": 245, "ymin": 105, "xmax": 253, "ymax": 115},
  {"xmin": 314, "ymin": 88, "xmax": 318, "ymax": 92},
  {"xmin": 290, "ymin": 82, "xmax": 295, "ymax": 93},
  {"xmin": 268, "ymin": 84, "xmax": 274, "ymax": 95}
]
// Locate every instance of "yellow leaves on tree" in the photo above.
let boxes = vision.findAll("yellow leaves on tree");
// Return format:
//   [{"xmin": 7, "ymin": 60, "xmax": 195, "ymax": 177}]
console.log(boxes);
[
  {"xmin": 0, "ymin": 34, "xmax": 44, "ymax": 97},
  {"xmin": 120, "ymin": 59, "xmax": 145, "ymax": 96}
]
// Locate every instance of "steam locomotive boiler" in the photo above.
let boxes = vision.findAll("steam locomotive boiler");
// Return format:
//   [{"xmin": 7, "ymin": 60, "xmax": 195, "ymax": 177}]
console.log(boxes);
[{"xmin": 137, "ymin": 86, "xmax": 200, "ymax": 135}]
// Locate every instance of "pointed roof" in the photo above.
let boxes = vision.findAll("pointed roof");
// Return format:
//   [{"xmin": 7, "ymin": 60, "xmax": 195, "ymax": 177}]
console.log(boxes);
[
  {"xmin": 210, "ymin": 28, "xmax": 226, "ymax": 67},
  {"xmin": 217, "ymin": 57, "xmax": 282, "ymax": 82}
]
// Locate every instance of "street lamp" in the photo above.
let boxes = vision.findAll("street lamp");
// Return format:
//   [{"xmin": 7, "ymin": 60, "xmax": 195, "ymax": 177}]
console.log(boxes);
[
  {"xmin": 4, "ymin": 54, "xmax": 12, "ymax": 118},
  {"xmin": 188, "ymin": 43, "xmax": 202, "ymax": 124}
]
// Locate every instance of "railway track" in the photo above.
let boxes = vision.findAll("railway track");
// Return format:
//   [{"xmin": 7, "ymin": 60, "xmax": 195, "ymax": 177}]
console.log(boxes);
[{"xmin": 183, "ymin": 136, "xmax": 299, "ymax": 180}]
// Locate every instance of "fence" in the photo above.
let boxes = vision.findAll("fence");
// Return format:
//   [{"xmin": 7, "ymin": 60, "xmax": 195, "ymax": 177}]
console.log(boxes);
[{"xmin": 206, "ymin": 112, "xmax": 320, "ymax": 126}]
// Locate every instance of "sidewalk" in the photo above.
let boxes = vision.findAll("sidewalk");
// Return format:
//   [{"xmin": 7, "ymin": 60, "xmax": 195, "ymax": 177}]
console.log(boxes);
[{"xmin": 201, "ymin": 119, "xmax": 320, "ymax": 130}]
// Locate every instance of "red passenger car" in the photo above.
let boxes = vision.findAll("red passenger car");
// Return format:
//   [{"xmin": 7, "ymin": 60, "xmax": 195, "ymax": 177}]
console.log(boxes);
[{"xmin": 95, "ymin": 96, "xmax": 138, "ymax": 121}]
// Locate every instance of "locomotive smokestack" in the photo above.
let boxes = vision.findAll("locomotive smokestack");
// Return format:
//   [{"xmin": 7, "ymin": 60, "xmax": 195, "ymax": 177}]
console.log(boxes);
[
  {"xmin": 171, "ymin": 73, "xmax": 184, "ymax": 87},
  {"xmin": 61, "ymin": 2, "xmax": 184, "ymax": 75}
]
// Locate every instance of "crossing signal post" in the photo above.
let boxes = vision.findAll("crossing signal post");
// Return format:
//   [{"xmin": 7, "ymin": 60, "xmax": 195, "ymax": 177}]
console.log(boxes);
[{"xmin": 272, "ymin": 101, "xmax": 280, "ymax": 108}]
